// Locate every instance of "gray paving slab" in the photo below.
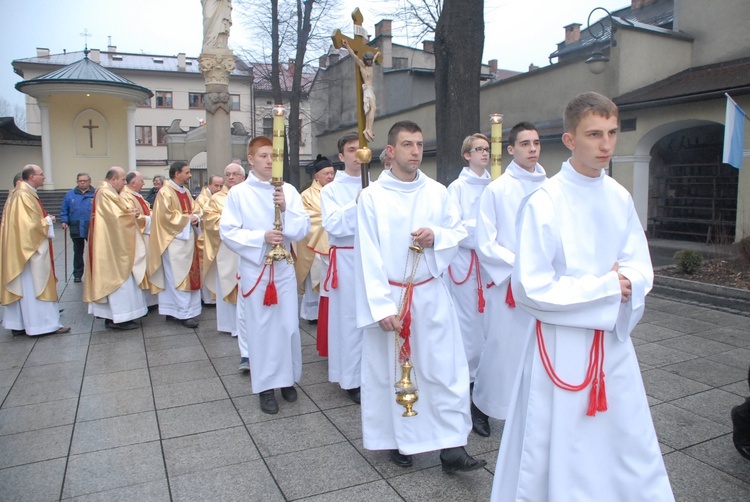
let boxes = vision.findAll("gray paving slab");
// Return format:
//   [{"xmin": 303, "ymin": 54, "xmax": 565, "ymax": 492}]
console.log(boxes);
[
  {"xmin": 25, "ymin": 344, "xmax": 89, "ymax": 367},
  {"xmin": 143, "ymin": 332, "xmax": 202, "ymax": 351},
  {"xmin": 76, "ymin": 386, "xmax": 155, "ymax": 422},
  {"xmin": 234, "ymin": 389, "xmax": 320, "ymax": 425},
  {"xmin": 162, "ymin": 426, "xmax": 260, "ymax": 477},
  {"xmin": 266, "ymin": 442, "xmax": 381, "ymax": 499},
  {"xmin": 634, "ymin": 342, "xmax": 697, "ymax": 368},
  {"xmin": 70, "ymin": 411, "xmax": 160, "ymax": 454},
  {"xmin": 388, "ymin": 463, "xmax": 494, "ymax": 502},
  {"xmin": 146, "ymin": 345, "xmax": 209, "ymax": 367},
  {"xmin": 14, "ymin": 360, "xmax": 85, "ymax": 385},
  {"xmin": 693, "ymin": 325, "xmax": 750, "ymax": 348},
  {"xmin": 148, "ymin": 358, "xmax": 217, "ymax": 386},
  {"xmin": 80, "ymin": 368, "xmax": 150, "ymax": 396},
  {"xmin": 152, "ymin": 376, "xmax": 229, "ymax": 409},
  {"xmin": 248, "ymin": 411, "xmax": 347, "ymax": 457},
  {"xmin": 682, "ymin": 433, "xmax": 750, "ymax": 484},
  {"xmin": 62, "ymin": 441, "xmax": 166, "ymax": 499},
  {"xmin": 0, "ymin": 424, "xmax": 73, "ymax": 469},
  {"xmin": 669, "ymin": 388, "xmax": 739, "ymax": 428},
  {"xmin": 62, "ymin": 479, "xmax": 171, "ymax": 502},
  {"xmin": 295, "ymin": 480, "xmax": 404, "ymax": 502},
  {"xmin": 662, "ymin": 357, "xmax": 747, "ymax": 388},
  {"xmin": 157, "ymin": 398, "xmax": 243, "ymax": 439},
  {"xmin": 323, "ymin": 403, "xmax": 363, "ymax": 441},
  {"xmin": 3, "ymin": 376, "xmax": 81, "ymax": 407},
  {"xmin": 168, "ymin": 460, "xmax": 284, "ymax": 502},
  {"xmin": 219, "ymin": 371, "xmax": 253, "ymax": 398},
  {"xmin": 664, "ymin": 450, "xmax": 750, "ymax": 501},
  {"xmin": 0, "ymin": 457, "xmax": 67, "ymax": 502},
  {"xmin": 0, "ymin": 367, "xmax": 20, "ymax": 388},
  {"xmin": 0, "ymin": 397, "xmax": 78, "ymax": 436},
  {"xmin": 651, "ymin": 402, "xmax": 730, "ymax": 450}
]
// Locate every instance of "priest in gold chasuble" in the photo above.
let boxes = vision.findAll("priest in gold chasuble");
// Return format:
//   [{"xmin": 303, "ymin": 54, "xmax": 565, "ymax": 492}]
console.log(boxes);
[{"xmin": 122, "ymin": 171, "xmax": 158, "ymax": 308}]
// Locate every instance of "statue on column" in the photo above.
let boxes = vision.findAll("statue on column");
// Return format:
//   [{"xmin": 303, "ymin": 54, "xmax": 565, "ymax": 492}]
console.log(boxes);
[{"xmin": 202, "ymin": 0, "xmax": 232, "ymax": 50}]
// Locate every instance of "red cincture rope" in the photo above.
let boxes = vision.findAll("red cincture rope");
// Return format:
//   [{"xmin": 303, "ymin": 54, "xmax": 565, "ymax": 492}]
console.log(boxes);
[
  {"xmin": 505, "ymin": 283, "xmax": 516, "ymax": 308},
  {"xmin": 447, "ymin": 250, "xmax": 486, "ymax": 313},
  {"xmin": 237, "ymin": 263, "xmax": 278, "ymax": 306},
  {"xmin": 323, "ymin": 245, "xmax": 353, "ymax": 292},
  {"xmin": 389, "ymin": 277, "xmax": 434, "ymax": 362},
  {"xmin": 536, "ymin": 320, "xmax": 607, "ymax": 417}
]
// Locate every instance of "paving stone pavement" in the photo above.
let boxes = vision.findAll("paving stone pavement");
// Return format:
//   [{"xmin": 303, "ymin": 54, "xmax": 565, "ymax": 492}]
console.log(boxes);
[{"xmin": 0, "ymin": 231, "xmax": 749, "ymax": 501}]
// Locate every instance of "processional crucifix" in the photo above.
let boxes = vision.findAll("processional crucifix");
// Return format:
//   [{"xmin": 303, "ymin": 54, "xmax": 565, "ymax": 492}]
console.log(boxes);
[{"xmin": 332, "ymin": 8, "xmax": 381, "ymax": 188}]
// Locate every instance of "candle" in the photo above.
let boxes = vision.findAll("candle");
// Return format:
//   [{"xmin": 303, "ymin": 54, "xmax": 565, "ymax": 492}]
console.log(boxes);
[
  {"xmin": 490, "ymin": 113, "xmax": 504, "ymax": 180},
  {"xmin": 272, "ymin": 104, "xmax": 285, "ymax": 179}
]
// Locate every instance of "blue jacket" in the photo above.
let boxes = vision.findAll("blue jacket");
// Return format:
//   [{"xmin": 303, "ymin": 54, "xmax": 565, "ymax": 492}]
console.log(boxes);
[{"xmin": 60, "ymin": 187, "xmax": 95, "ymax": 238}]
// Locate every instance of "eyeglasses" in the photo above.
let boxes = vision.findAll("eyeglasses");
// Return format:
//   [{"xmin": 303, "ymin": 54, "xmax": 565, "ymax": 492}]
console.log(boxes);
[{"xmin": 470, "ymin": 147, "xmax": 490, "ymax": 153}]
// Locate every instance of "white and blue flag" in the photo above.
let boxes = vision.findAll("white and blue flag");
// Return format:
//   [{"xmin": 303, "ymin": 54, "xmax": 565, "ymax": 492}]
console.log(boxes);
[{"xmin": 723, "ymin": 94, "xmax": 746, "ymax": 169}]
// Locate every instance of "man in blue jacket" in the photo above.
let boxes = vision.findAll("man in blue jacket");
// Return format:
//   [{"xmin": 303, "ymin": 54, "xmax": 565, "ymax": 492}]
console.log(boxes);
[{"xmin": 60, "ymin": 173, "xmax": 94, "ymax": 282}]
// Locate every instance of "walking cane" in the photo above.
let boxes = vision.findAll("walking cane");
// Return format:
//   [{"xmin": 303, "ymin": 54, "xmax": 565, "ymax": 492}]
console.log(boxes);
[{"xmin": 64, "ymin": 225, "xmax": 68, "ymax": 283}]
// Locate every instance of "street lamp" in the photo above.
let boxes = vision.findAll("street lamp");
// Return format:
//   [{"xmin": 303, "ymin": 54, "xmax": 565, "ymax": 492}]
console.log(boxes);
[{"xmin": 585, "ymin": 7, "xmax": 618, "ymax": 75}]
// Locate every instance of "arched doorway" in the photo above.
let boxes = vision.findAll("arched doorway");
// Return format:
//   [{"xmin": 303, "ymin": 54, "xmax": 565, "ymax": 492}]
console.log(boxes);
[{"xmin": 647, "ymin": 124, "xmax": 738, "ymax": 243}]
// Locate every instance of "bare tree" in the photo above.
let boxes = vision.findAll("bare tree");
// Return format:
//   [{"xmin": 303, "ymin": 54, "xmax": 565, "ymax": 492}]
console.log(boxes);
[
  {"xmin": 235, "ymin": 0, "xmax": 341, "ymax": 188},
  {"xmin": 0, "ymin": 97, "xmax": 27, "ymax": 131},
  {"xmin": 375, "ymin": 0, "xmax": 442, "ymax": 45}
]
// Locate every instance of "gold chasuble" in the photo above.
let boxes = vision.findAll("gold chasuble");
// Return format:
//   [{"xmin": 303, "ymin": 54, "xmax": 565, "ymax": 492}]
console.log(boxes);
[
  {"xmin": 202, "ymin": 186, "xmax": 238, "ymax": 304},
  {"xmin": 148, "ymin": 182, "xmax": 201, "ymax": 293},
  {"xmin": 0, "ymin": 183, "xmax": 57, "ymax": 305},
  {"xmin": 121, "ymin": 186, "xmax": 153, "ymax": 291},
  {"xmin": 296, "ymin": 180, "xmax": 329, "ymax": 294},
  {"xmin": 83, "ymin": 182, "xmax": 144, "ymax": 304},
  {"xmin": 193, "ymin": 187, "xmax": 212, "ymax": 271}
]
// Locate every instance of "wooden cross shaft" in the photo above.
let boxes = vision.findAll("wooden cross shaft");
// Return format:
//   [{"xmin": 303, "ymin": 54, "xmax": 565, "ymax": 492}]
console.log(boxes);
[{"xmin": 82, "ymin": 119, "xmax": 98, "ymax": 148}]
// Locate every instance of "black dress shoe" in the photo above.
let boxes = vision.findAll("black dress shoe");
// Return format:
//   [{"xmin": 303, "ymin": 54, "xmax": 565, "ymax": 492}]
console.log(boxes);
[
  {"xmin": 389, "ymin": 449, "xmax": 413, "ymax": 467},
  {"xmin": 259, "ymin": 390, "xmax": 278, "ymax": 414},
  {"xmin": 440, "ymin": 446, "xmax": 487, "ymax": 473},
  {"xmin": 181, "ymin": 318, "xmax": 199, "ymax": 328},
  {"xmin": 281, "ymin": 386, "xmax": 297, "ymax": 402},
  {"xmin": 471, "ymin": 402, "xmax": 491, "ymax": 437},
  {"xmin": 105, "ymin": 319, "xmax": 139, "ymax": 331},
  {"xmin": 346, "ymin": 387, "xmax": 361, "ymax": 404},
  {"xmin": 11, "ymin": 329, "xmax": 26, "ymax": 336},
  {"xmin": 73, "ymin": 277, "xmax": 82, "ymax": 283}
]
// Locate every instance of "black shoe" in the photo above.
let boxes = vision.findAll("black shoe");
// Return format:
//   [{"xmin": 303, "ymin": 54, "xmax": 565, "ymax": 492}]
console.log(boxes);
[
  {"xmin": 147, "ymin": 304, "xmax": 158, "ymax": 312},
  {"xmin": 346, "ymin": 387, "xmax": 361, "ymax": 404},
  {"xmin": 181, "ymin": 318, "xmax": 199, "ymax": 328},
  {"xmin": 471, "ymin": 402, "xmax": 491, "ymax": 437},
  {"xmin": 731, "ymin": 397, "xmax": 750, "ymax": 461},
  {"xmin": 11, "ymin": 329, "xmax": 26, "ymax": 336},
  {"xmin": 259, "ymin": 390, "xmax": 278, "ymax": 414},
  {"xmin": 440, "ymin": 447, "xmax": 487, "ymax": 473},
  {"xmin": 281, "ymin": 386, "xmax": 297, "ymax": 402},
  {"xmin": 73, "ymin": 277, "xmax": 82, "ymax": 283},
  {"xmin": 308, "ymin": 319, "xmax": 318, "ymax": 325},
  {"xmin": 389, "ymin": 449, "xmax": 413, "ymax": 467},
  {"xmin": 105, "ymin": 319, "xmax": 138, "ymax": 331}
]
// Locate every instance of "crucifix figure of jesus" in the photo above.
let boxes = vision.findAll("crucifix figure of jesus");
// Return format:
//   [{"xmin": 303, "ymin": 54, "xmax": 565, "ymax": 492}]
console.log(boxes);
[
  {"xmin": 82, "ymin": 119, "xmax": 98, "ymax": 148},
  {"xmin": 332, "ymin": 9, "xmax": 381, "ymax": 146}
]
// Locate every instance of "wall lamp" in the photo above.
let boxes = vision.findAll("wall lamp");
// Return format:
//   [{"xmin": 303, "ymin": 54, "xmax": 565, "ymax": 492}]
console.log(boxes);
[{"xmin": 585, "ymin": 7, "xmax": 618, "ymax": 75}]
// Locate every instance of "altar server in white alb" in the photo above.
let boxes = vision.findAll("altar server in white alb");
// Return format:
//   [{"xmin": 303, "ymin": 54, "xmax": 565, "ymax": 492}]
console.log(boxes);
[
  {"xmin": 220, "ymin": 136, "xmax": 310, "ymax": 415},
  {"xmin": 491, "ymin": 92, "xmax": 673, "ymax": 501},
  {"xmin": 321, "ymin": 132, "xmax": 366, "ymax": 404},
  {"xmin": 471, "ymin": 122, "xmax": 547, "ymax": 437},
  {"xmin": 354, "ymin": 120, "xmax": 485, "ymax": 473},
  {"xmin": 444, "ymin": 133, "xmax": 492, "ymax": 435}
]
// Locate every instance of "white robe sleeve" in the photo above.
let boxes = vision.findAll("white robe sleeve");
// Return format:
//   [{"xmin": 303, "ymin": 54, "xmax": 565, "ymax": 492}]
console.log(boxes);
[
  {"xmin": 447, "ymin": 182, "xmax": 475, "ymax": 250},
  {"xmin": 476, "ymin": 186, "xmax": 515, "ymax": 286},
  {"xmin": 143, "ymin": 215, "xmax": 152, "ymax": 235},
  {"xmin": 220, "ymin": 190, "xmax": 267, "ymax": 265},
  {"xmin": 45, "ymin": 215, "xmax": 55, "ymax": 238},
  {"xmin": 512, "ymin": 190, "xmax": 622, "ymax": 331},
  {"xmin": 281, "ymin": 186, "xmax": 311, "ymax": 242},
  {"xmin": 321, "ymin": 188, "xmax": 357, "ymax": 238},
  {"xmin": 354, "ymin": 190, "xmax": 397, "ymax": 328},
  {"xmin": 423, "ymin": 190, "xmax": 467, "ymax": 278},
  {"xmin": 613, "ymin": 199, "xmax": 654, "ymax": 341}
]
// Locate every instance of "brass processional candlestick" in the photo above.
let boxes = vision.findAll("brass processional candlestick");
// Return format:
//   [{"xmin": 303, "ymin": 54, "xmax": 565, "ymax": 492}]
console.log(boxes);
[
  {"xmin": 267, "ymin": 104, "xmax": 293, "ymax": 265},
  {"xmin": 394, "ymin": 238, "xmax": 424, "ymax": 417},
  {"xmin": 490, "ymin": 113, "xmax": 504, "ymax": 180}
]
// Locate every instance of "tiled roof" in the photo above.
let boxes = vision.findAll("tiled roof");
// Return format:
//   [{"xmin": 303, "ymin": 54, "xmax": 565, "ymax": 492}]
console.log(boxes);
[
  {"xmin": 252, "ymin": 63, "xmax": 316, "ymax": 94},
  {"xmin": 550, "ymin": 0, "xmax": 674, "ymax": 60},
  {"xmin": 16, "ymin": 55, "xmax": 152, "ymax": 95},
  {"xmin": 614, "ymin": 57, "xmax": 750, "ymax": 107}
]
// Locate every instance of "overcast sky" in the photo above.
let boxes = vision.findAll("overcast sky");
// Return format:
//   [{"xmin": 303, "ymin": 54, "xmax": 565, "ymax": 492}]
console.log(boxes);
[{"xmin": 1, "ymin": 0, "xmax": 627, "ymax": 116}]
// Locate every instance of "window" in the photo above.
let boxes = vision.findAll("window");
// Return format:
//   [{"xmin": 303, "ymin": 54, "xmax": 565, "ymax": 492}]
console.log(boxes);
[
  {"xmin": 262, "ymin": 117, "xmax": 273, "ymax": 137},
  {"xmin": 189, "ymin": 92, "xmax": 205, "ymax": 109},
  {"xmin": 155, "ymin": 91, "xmax": 172, "ymax": 108},
  {"xmin": 138, "ymin": 97, "xmax": 152, "ymax": 108},
  {"xmin": 156, "ymin": 126, "xmax": 170, "ymax": 146},
  {"xmin": 135, "ymin": 126, "xmax": 152, "ymax": 146},
  {"xmin": 231, "ymin": 94, "xmax": 240, "ymax": 110},
  {"xmin": 392, "ymin": 57, "xmax": 408, "ymax": 69}
]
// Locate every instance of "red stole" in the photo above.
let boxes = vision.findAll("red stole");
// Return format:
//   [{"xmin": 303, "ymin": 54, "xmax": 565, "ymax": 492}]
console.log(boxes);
[{"xmin": 175, "ymin": 189, "xmax": 201, "ymax": 291}]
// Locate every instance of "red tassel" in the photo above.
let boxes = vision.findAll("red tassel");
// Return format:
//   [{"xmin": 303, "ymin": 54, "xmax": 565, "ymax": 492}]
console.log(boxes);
[
  {"xmin": 263, "ymin": 281, "xmax": 278, "ymax": 306},
  {"xmin": 477, "ymin": 287, "xmax": 486, "ymax": 313},
  {"xmin": 586, "ymin": 379, "xmax": 599, "ymax": 417},
  {"xmin": 400, "ymin": 309, "xmax": 411, "ymax": 340},
  {"xmin": 597, "ymin": 372, "xmax": 608, "ymax": 412},
  {"xmin": 505, "ymin": 283, "xmax": 516, "ymax": 308},
  {"xmin": 331, "ymin": 269, "xmax": 338, "ymax": 289}
]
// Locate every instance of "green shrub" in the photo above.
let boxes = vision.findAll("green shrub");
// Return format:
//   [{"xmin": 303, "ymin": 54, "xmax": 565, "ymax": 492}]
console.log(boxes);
[
  {"xmin": 738, "ymin": 236, "xmax": 750, "ymax": 264},
  {"xmin": 673, "ymin": 249, "xmax": 704, "ymax": 274}
]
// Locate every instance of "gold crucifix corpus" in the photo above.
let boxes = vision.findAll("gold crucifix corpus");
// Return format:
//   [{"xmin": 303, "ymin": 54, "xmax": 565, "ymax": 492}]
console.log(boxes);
[
  {"xmin": 82, "ymin": 119, "xmax": 98, "ymax": 148},
  {"xmin": 332, "ymin": 8, "xmax": 381, "ymax": 188}
]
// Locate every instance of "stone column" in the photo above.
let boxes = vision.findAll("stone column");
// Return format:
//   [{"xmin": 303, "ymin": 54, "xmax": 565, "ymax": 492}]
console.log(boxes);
[
  {"xmin": 199, "ymin": 49, "xmax": 235, "ymax": 174},
  {"xmin": 126, "ymin": 104, "xmax": 137, "ymax": 171},
  {"xmin": 37, "ymin": 98, "xmax": 54, "ymax": 189}
]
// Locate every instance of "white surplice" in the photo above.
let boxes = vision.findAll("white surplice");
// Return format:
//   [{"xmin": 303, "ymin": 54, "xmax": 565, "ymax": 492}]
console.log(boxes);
[
  {"xmin": 321, "ymin": 170, "xmax": 363, "ymax": 390},
  {"xmin": 472, "ymin": 161, "xmax": 547, "ymax": 419},
  {"xmin": 491, "ymin": 161, "xmax": 673, "ymax": 501},
  {"xmin": 219, "ymin": 172, "xmax": 310, "ymax": 393},
  {"xmin": 354, "ymin": 170, "xmax": 472, "ymax": 455},
  {"xmin": 444, "ymin": 167, "xmax": 491, "ymax": 381}
]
